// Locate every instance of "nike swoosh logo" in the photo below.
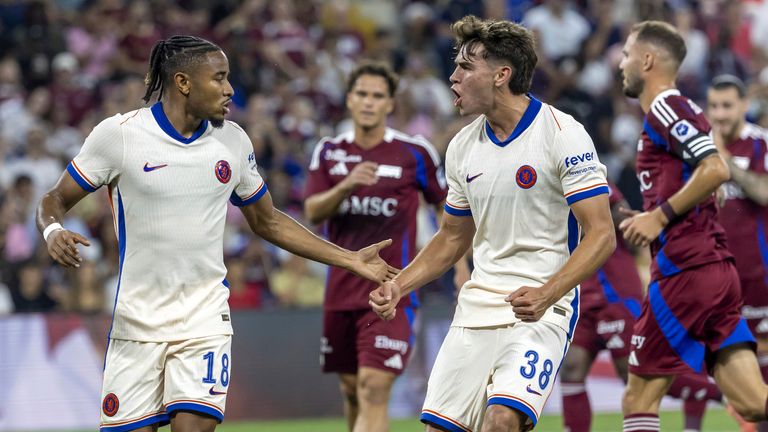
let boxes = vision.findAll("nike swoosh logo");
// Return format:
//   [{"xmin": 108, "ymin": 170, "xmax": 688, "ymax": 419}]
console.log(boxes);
[
  {"xmin": 525, "ymin": 384, "xmax": 542, "ymax": 396},
  {"xmin": 209, "ymin": 386, "xmax": 227, "ymax": 396},
  {"xmin": 143, "ymin": 162, "xmax": 168, "ymax": 172},
  {"xmin": 466, "ymin": 172, "xmax": 483, "ymax": 183}
]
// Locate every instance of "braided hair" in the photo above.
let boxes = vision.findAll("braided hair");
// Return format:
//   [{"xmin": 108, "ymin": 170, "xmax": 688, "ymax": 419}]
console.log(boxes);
[{"xmin": 142, "ymin": 35, "xmax": 222, "ymax": 104}]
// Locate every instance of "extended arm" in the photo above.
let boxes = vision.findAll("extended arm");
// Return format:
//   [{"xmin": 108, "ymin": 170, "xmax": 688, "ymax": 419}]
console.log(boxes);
[
  {"xmin": 241, "ymin": 191, "xmax": 396, "ymax": 283},
  {"xmin": 620, "ymin": 154, "xmax": 730, "ymax": 247},
  {"xmin": 507, "ymin": 193, "xmax": 616, "ymax": 320},
  {"xmin": 727, "ymin": 160, "xmax": 768, "ymax": 206},
  {"xmin": 369, "ymin": 212, "xmax": 475, "ymax": 319},
  {"xmin": 37, "ymin": 172, "xmax": 92, "ymax": 267}
]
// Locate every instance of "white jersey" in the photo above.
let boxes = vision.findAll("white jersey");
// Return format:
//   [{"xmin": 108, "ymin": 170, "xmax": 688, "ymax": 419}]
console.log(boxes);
[
  {"xmin": 68, "ymin": 103, "xmax": 266, "ymax": 342},
  {"xmin": 444, "ymin": 96, "xmax": 608, "ymax": 336}
]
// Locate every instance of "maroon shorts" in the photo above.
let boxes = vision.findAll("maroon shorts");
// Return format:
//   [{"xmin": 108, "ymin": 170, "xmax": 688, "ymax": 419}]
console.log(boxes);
[
  {"xmin": 629, "ymin": 260, "xmax": 755, "ymax": 376},
  {"xmin": 740, "ymin": 278, "xmax": 768, "ymax": 337},
  {"xmin": 321, "ymin": 307, "xmax": 415, "ymax": 375},
  {"xmin": 572, "ymin": 302, "xmax": 637, "ymax": 359}
]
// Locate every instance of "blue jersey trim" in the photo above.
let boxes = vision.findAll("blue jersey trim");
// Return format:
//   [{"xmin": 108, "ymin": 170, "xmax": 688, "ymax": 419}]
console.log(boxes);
[
  {"xmin": 488, "ymin": 396, "xmax": 539, "ymax": 426},
  {"xmin": 720, "ymin": 318, "xmax": 756, "ymax": 350},
  {"xmin": 222, "ymin": 278, "xmax": 230, "ymax": 288},
  {"xmin": 100, "ymin": 413, "xmax": 169, "ymax": 432},
  {"xmin": 484, "ymin": 95, "xmax": 542, "ymax": 147},
  {"xmin": 655, "ymin": 249, "xmax": 681, "ymax": 278},
  {"xmin": 151, "ymin": 102, "xmax": 209, "ymax": 144},
  {"xmin": 567, "ymin": 210, "xmax": 579, "ymax": 254},
  {"xmin": 597, "ymin": 269, "xmax": 641, "ymax": 319},
  {"xmin": 566, "ymin": 186, "xmax": 609, "ymax": 205},
  {"xmin": 444, "ymin": 204, "xmax": 472, "ymax": 216},
  {"xmin": 420, "ymin": 412, "xmax": 467, "ymax": 432},
  {"xmin": 67, "ymin": 162, "xmax": 98, "ymax": 192},
  {"xmin": 229, "ymin": 184, "xmax": 268, "ymax": 207},
  {"xmin": 648, "ymin": 281, "xmax": 705, "ymax": 372},
  {"xmin": 681, "ymin": 161, "xmax": 693, "ymax": 183},
  {"xmin": 105, "ymin": 188, "xmax": 127, "ymax": 368},
  {"xmin": 408, "ymin": 147, "xmax": 428, "ymax": 189},
  {"xmin": 166, "ymin": 402, "xmax": 224, "ymax": 422},
  {"xmin": 757, "ymin": 221, "xmax": 768, "ymax": 280},
  {"xmin": 405, "ymin": 306, "xmax": 416, "ymax": 345},
  {"xmin": 643, "ymin": 119, "xmax": 668, "ymax": 149}
]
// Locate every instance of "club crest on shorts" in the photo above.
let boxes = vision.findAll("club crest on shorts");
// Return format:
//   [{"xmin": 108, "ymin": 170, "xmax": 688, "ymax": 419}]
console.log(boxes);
[
  {"xmin": 215, "ymin": 160, "xmax": 231, "ymax": 184},
  {"xmin": 102, "ymin": 393, "xmax": 119, "ymax": 417},
  {"xmin": 516, "ymin": 165, "xmax": 537, "ymax": 189}
]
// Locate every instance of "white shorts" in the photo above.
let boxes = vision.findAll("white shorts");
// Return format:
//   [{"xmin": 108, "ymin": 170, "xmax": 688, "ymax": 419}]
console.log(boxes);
[
  {"xmin": 420, "ymin": 321, "xmax": 568, "ymax": 431},
  {"xmin": 99, "ymin": 335, "xmax": 231, "ymax": 431}
]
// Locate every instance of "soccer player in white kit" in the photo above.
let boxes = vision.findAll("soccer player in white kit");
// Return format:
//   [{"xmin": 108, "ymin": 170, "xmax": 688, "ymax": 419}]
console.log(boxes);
[
  {"xmin": 369, "ymin": 17, "xmax": 616, "ymax": 431},
  {"xmin": 36, "ymin": 36, "xmax": 396, "ymax": 432}
]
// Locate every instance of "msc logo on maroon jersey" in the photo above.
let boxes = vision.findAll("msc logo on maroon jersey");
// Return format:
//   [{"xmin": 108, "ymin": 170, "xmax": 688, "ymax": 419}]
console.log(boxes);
[
  {"xmin": 516, "ymin": 165, "xmax": 537, "ymax": 189},
  {"xmin": 340, "ymin": 196, "xmax": 398, "ymax": 217},
  {"xmin": 215, "ymin": 160, "xmax": 232, "ymax": 184}
]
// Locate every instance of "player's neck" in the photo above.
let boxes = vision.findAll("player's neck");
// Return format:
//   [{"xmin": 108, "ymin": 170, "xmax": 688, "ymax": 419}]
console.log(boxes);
[
  {"xmin": 354, "ymin": 125, "xmax": 386, "ymax": 150},
  {"xmin": 485, "ymin": 93, "xmax": 530, "ymax": 139},
  {"xmin": 639, "ymin": 79, "xmax": 677, "ymax": 113},
  {"xmin": 724, "ymin": 122, "xmax": 746, "ymax": 145},
  {"xmin": 162, "ymin": 99, "xmax": 205, "ymax": 138}
]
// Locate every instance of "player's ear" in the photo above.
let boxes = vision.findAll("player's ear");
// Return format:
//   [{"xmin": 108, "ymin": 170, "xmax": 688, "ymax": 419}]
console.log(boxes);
[
  {"xmin": 174, "ymin": 72, "xmax": 192, "ymax": 97},
  {"xmin": 495, "ymin": 65, "xmax": 513, "ymax": 89},
  {"xmin": 642, "ymin": 52, "xmax": 654, "ymax": 73},
  {"xmin": 385, "ymin": 96, "xmax": 394, "ymax": 115}
]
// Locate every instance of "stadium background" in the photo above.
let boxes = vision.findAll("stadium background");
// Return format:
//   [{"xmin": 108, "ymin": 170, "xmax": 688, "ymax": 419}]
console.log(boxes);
[{"xmin": 0, "ymin": 0, "xmax": 767, "ymax": 430}]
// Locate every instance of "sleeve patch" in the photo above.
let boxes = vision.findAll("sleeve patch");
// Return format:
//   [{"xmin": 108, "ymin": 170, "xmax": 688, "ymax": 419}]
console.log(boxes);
[{"xmin": 670, "ymin": 119, "xmax": 699, "ymax": 142}]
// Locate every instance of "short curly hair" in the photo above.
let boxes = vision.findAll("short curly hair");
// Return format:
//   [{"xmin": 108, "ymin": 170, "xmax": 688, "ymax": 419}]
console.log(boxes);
[{"xmin": 452, "ymin": 15, "xmax": 537, "ymax": 95}]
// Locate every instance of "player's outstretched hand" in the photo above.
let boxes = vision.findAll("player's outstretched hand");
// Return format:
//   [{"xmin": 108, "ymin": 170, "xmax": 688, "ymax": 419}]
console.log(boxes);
[
  {"xmin": 505, "ymin": 286, "xmax": 554, "ymax": 322},
  {"xmin": 369, "ymin": 280, "xmax": 402, "ymax": 321},
  {"xmin": 351, "ymin": 239, "xmax": 399, "ymax": 283},
  {"xmin": 45, "ymin": 229, "xmax": 91, "ymax": 268},
  {"xmin": 618, "ymin": 209, "xmax": 665, "ymax": 248}
]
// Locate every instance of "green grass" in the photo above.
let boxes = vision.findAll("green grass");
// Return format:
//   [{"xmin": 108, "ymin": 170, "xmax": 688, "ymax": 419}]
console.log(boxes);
[{"xmin": 61, "ymin": 408, "xmax": 743, "ymax": 431}]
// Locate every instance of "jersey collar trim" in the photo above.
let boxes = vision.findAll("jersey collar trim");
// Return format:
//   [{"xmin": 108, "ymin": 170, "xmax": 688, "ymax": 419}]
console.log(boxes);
[
  {"xmin": 484, "ymin": 94, "xmax": 542, "ymax": 147},
  {"xmin": 151, "ymin": 102, "xmax": 209, "ymax": 144}
]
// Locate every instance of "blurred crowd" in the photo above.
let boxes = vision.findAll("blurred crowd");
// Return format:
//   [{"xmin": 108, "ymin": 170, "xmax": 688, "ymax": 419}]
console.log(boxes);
[{"xmin": 1, "ymin": 0, "xmax": 768, "ymax": 314}]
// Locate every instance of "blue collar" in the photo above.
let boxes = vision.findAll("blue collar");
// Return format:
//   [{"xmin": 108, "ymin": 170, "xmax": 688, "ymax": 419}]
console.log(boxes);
[
  {"xmin": 151, "ymin": 102, "xmax": 209, "ymax": 144},
  {"xmin": 484, "ymin": 94, "xmax": 542, "ymax": 147}
]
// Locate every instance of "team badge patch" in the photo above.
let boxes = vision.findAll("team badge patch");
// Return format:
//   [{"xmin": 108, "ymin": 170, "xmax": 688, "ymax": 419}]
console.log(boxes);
[
  {"xmin": 516, "ymin": 165, "xmax": 537, "ymax": 189},
  {"xmin": 215, "ymin": 160, "xmax": 231, "ymax": 184},
  {"xmin": 102, "ymin": 393, "xmax": 119, "ymax": 417}
]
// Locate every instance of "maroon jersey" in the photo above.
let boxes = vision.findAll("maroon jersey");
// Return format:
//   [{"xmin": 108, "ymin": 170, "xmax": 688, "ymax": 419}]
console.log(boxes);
[
  {"xmin": 636, "ymin": 89, "xmax": 732, "ymax": 281},
  {"xmin": 719, "ymin": 123, "xmax": 768, "ymax": 284},
  {"xmin": 580, "ymin": 183, "xmax": 643, "ymax": 315},
  {"xmin": 305, "ymin": 128, "xmax": 447, "ymax": 310}
]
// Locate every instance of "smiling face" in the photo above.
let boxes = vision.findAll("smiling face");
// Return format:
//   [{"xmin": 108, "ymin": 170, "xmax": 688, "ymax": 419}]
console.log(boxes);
[
  {"xmin": 707, "ymin": 86, "xmax": 747, "ymax": 139},
  {"xmin": 346, "ymin": 74, "xmax": 394, "ymax": 130},
  {"xmin": 185, "ymin": 50, "xmax": 234, "ymax": 128},
  {"xmin": 619, "ymin": 32, "xmax": 645, "ymax": 99},
  {"xmin": 449, "ymin": 43, "xmax": 498, "ymax": 116}
]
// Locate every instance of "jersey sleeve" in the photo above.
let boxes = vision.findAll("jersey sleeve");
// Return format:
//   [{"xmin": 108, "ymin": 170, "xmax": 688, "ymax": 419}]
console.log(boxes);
[
  {"xmin": 654, "ymin": 97, "xmax": 717, "ymax": 166},
  {"xmin": 407, "ymin": 136, "xmax": 447, "ymax": 205},
  {"xmin": 443, "ymin": 136, "xmax": 471, "ymax": 216},
  {"xmin": 230, "ymin": 127, "xmax": 267, "ymax": 207},
  {"xmin": 68, "ymin": 114, "xmax": 124, "ymax": 192},
  {"xmin": 552, "ymin": 124, "xmax": 609, "ymax": 205},
  {"xmin": 303, "ymin": 138, "xmax": 335, "ymax": 199},
  {"xmin": 607, "ymin": 182, "xmax": 624, "ymax": 207}
]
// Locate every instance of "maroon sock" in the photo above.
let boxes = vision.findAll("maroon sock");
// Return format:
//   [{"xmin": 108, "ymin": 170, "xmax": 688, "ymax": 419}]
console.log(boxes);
[
  {"xmin": 667, "ymin": 373, "xmax": 722, "ymax": 402},
  {"xmin": 683, "ymin": 399, "xmax": 706, "ymax": 431},
  {"xmin": 623, "ymin": 413, "xmax": 660, "ymax": 431},
  {"xmin": 561, "ymin": 381, "xmax": 591, "ymax": 432}
]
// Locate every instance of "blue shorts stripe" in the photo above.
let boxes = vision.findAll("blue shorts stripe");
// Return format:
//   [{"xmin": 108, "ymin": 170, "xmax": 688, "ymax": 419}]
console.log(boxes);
[
  {"xmin": 420, "ymin": 411, "xmax": 468, "ymax": 432},
  {"xmin": 720, "ymin": 318, "xmax": 756, "ymax": 350},
  {"xmin": 648, "ymin": 281, "xmax": 705, "ymax": 372},
  {"xmin": 488, "ymin": 396, "xmax": 539, "ymax": 426},
  {"xmin": 100, "ymin": 413, "xmax": 169, "ymax": 432},
  {"xmin": 656, "ymin": 249, "xmax": 681, "ymax": 278},
  {"xmin": 166, "ymin": 402, "xmax": 224, "ymax": 422}
]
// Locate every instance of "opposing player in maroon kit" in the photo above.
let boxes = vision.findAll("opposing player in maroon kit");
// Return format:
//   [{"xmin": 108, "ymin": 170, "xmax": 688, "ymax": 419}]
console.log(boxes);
[
  {"xmin": 303, "ymin": 61, "xmax": 447, "ymax": 432},
  {"xmin": 708, "ymin": 74, "xmax": 768, "ymax": 432},
  {"xmin": 561, "ymin": 182, "xmax": 724, "ymax": 432},
  {"xmin": 617, "ymin": 21, "xmax": 768, "ymax": 431}
]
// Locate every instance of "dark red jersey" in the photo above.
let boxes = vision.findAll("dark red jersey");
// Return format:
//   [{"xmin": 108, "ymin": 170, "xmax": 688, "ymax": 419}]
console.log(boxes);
[
  {"xmin": 580, "ymin": 183, "xmax": 643, "ymax": 315},
  {"xmin": 718, "ymin": 123, "xmax": 768, "ymax": 284},
  {"xmin": 304, "ymin": 128, "xmax": 447, "ymax": 310},
  {"xmin": 636, "ymin": 89, "xmax": 732, "ymax": 281}
]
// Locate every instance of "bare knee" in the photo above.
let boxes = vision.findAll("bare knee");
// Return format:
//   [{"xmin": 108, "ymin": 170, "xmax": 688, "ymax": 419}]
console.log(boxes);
[
  {"xmin": 731, "ymin": 398, "xmax": 766, "ymax": 422},
  {"xmin": 357, "ymin": 372, "xmax": 394, "ymax": 406},
  {"xmin": 339, "ymin": 376, "xmax": 358, "ymax": 407},
  {"xmin": 622, "ymin": 385, "xmax": 639, "ymax": 415},
  {"xmin": 482, "ymin": 405, "xmax": 528, "ymax": 432}
]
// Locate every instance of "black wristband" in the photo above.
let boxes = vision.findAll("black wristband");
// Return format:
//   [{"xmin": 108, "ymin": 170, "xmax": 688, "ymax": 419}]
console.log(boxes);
[{"xmin": 659, "ymin": 201, "xmax": 677, "ymax": 222}]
